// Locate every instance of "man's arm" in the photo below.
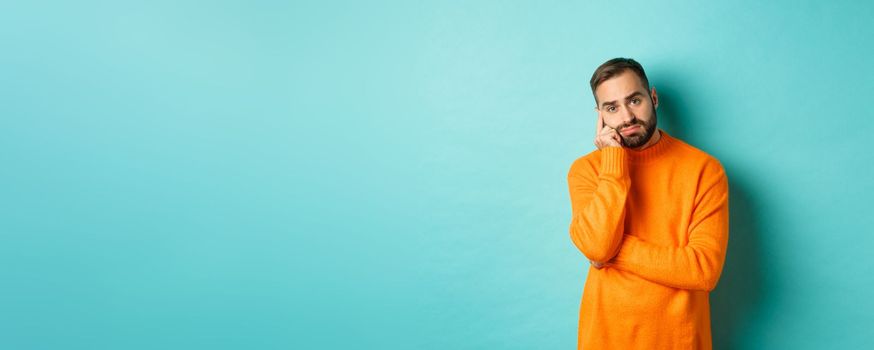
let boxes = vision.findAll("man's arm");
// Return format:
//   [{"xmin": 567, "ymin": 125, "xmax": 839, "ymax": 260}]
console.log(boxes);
[
  {"xmin": 567, "ymin": 147, "xmax": 631, "ymax": 263},
  {"xmin": 608, "ymin": 165, "xmax": 730, "ymax": 291}
]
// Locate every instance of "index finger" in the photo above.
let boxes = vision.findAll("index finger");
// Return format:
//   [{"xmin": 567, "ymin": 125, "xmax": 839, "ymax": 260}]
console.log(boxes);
[{"xmin": 595, "ymin": 108, "xmax": 603, "ymax": 136}]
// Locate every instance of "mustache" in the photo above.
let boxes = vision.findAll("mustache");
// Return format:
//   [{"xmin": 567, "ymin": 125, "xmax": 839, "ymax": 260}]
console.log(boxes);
[{"xmin": 619, "ymin": 121, "xmax": 646, "ymax": 130}]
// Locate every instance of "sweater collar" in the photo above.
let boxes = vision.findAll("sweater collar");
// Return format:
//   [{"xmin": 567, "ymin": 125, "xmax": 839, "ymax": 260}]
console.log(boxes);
[{"xmin": 626, "ymin": 128, "xmax": 675, "ymax": 163}]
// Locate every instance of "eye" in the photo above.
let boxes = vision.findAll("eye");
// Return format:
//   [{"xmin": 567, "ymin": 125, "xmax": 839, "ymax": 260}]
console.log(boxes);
[
  {"xmin": 606, "ymin": 106, "xmax": 616, "ymax": 112},
  {"xmin": 630, "ymin": 98, "xmax": 641, "ymax": 105}
]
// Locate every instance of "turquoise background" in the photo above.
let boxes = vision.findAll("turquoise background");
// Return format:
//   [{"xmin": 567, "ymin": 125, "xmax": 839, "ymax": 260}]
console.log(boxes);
[{"xmin": 2, "ymin": 1, "xmax": 872, "ymax": 349}]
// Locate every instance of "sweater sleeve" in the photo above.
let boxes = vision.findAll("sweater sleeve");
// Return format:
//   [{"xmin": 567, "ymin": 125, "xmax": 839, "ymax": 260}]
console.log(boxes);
[
  {"xmin": 567, "ymin": 147, "xmax": 631, "ymax": 263},
  {"xmin": 609, "ymin": 165, "xmax": 729, "ymax": 291}
]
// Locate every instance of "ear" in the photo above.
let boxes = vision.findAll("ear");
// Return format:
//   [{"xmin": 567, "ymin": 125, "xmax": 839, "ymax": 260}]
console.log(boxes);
[{"xmin": 650, "ymin": 86, "xmax": 659, "ymax": 109}]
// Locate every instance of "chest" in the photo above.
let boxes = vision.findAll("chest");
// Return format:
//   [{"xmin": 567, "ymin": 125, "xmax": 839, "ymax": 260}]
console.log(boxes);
[{"xmin": 623, "ymin": 166, "xmax": 700, "ymax": 244}]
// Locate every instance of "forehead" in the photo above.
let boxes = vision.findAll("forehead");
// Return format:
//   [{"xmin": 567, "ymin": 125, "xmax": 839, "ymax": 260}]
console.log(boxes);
[{"xmin": 594, "ymin": 70, "xmax": 648, "ymax": 103}]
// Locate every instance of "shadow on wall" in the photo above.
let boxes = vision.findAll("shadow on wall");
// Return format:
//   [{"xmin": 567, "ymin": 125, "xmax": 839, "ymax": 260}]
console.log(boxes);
[
  {"xmin": 655, "ymin": 84, "xmax": 767, "ymax": 350},
  {"xmin": 710, "ymin": 180, "xmax": 766, "ymax": 350}
]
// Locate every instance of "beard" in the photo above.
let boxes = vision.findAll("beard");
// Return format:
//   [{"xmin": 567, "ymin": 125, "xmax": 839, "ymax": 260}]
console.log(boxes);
[{"xmin": 618, "ymin": 106, "xmax": 658, "ymax": 148}]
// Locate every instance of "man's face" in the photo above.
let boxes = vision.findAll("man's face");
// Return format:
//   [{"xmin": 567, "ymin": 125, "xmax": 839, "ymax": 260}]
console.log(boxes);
[{"xmin": 594, "ymin": 70, "xmax": 659, "ymax": 148}]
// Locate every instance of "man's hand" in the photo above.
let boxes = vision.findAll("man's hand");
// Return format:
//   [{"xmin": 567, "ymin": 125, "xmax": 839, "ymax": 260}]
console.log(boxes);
[
  {"xmin": 590, "ymin": 259, "xmax": 613, "ymax": 269},
  {"xmin": 594, "ymin": 110, "xmax": 622, "ymax": 149}
]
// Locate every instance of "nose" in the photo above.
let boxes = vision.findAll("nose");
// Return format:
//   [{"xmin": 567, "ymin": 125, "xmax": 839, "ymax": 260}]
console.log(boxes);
[{"xmin": 619, "ymin": 105, "xmax": 636, "ymax": 125}]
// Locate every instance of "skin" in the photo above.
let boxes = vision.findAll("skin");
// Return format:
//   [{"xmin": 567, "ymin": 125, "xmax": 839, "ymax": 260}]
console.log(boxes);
[
  {"xmin": 589, "ymin": 69, "xmax": 662, "ymax": 269},
  {"xmin": 593, "ymin": 70, "xmax": 661, "ymax": 151}
]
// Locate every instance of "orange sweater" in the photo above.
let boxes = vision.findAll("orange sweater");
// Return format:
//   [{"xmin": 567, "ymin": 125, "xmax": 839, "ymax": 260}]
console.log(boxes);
[{"xmin": 567, "ymin": 129, "xmax": 729, "ymax": 349}]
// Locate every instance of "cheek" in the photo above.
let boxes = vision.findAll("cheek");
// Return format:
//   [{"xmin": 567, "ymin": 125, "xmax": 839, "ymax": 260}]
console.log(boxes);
[
  {"xmin": 635, "ymin": 106, "xmax": 654, "ymax": 121},
  {"xmin": 605, "ymin": 116, "xmax": 622, "ymax": 127}
]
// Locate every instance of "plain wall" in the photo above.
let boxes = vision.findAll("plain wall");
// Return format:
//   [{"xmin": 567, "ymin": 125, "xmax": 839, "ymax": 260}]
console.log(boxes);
[{"xmin": 1, "ymin": 1, "xmax": 872, "ymax": 349}]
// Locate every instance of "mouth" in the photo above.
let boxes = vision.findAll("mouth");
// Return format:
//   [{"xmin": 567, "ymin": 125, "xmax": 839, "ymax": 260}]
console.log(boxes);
[{"xmin": 620, "ymin": 125, "xmax": 641, "ymax": 136}]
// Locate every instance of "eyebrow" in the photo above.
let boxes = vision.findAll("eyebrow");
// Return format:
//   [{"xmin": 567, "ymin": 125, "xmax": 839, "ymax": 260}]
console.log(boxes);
[{"xmin": 600, "ymin": 91, "xmax": 645, "ymax": 108}]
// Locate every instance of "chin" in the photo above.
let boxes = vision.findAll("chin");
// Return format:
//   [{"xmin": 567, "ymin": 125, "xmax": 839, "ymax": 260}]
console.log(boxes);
[{"xmin": 623, "ymin": 132, "xmax": 652, "ymax": 148}]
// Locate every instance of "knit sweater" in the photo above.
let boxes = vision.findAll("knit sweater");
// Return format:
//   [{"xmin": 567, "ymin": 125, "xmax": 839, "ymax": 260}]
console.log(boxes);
[{"xmin": 566, "ymin": 128, "xmax": 729, "ymax": 350}]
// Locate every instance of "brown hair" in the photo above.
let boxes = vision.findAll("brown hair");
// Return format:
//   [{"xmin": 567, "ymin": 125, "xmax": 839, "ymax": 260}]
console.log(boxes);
[{"xmin": 589, "ymin": 57, "xmax": 650, "ymax": 105}]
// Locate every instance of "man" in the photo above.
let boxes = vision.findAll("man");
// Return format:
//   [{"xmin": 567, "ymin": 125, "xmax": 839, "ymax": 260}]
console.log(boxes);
[{"xmin": 567, "ymin": 58, "xmax": 729, "ymax": 349}]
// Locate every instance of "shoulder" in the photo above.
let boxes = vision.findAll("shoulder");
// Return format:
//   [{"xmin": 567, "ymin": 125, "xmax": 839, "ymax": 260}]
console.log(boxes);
[
  {"xmin": 668, "ymin": 134, "xmax": 727, "ymax": 178},
  {"xmin": 567, "ymin": 149, "xmax": 603, "ymax": 179},
  {"xmin": 667, "ymin": 135, "xmax": 729, "ymax": 204}
]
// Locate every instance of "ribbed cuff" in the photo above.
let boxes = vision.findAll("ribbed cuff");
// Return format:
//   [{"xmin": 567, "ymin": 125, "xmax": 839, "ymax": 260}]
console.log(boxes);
[{"xmin": 599, "ymin": 146, "xmax": 628, "ymax": 177}]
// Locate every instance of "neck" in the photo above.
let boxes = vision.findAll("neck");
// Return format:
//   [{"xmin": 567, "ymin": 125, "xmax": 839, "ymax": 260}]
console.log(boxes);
[{"xmin": 630, "ymin": 128, "xmax": 661, "ymax": 151}]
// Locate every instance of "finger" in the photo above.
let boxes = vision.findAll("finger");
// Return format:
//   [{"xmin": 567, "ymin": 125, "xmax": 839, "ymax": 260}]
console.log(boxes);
[
  {"xmin": 596, "ymin": 110, "xmax": 603, "ymax": 137},
  {"xmin": 599, "ymin": 125, "xmax": 618, "ymax": 139},
  {"xmin": 598, "ymin": 119, "xmax": 614, "ymax": 136}
]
